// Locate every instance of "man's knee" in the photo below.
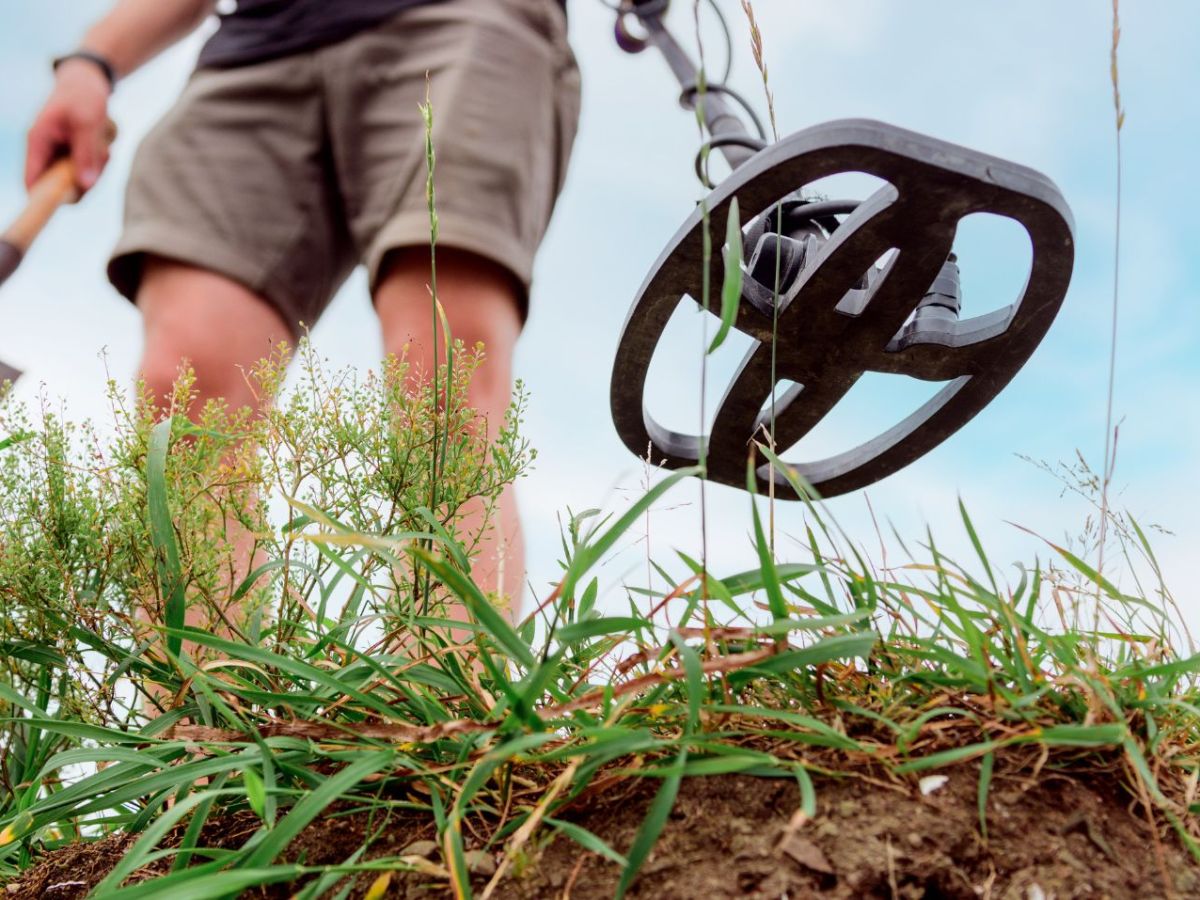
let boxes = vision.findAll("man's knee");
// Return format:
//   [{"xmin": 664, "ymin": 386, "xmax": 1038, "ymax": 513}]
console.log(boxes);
[
  {"xmin": 374, "ymin": 246, "xmax": 524, "ymax": 366},
  {"xmin": 138, "ymin": 346, "xmax": 190, "ymax": 406},
  {"xmin": 138, "ymin": 337, "xmax": 261, "ymax": 412},
  {"xmin": 136, "ymin": 257, "xmax": 289, "ymax": 412}
]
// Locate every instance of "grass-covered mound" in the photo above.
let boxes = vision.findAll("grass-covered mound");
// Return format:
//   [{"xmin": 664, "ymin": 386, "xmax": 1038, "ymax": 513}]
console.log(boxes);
[{"xmin": 0, "ymin": 347, "xmax": 1196, "ymax": 899}]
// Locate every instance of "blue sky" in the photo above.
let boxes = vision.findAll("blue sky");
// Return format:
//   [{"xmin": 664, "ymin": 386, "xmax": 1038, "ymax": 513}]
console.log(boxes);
[{"xmin": 1, "ymin": 2, "xmax": 1197, "ymax": 631}]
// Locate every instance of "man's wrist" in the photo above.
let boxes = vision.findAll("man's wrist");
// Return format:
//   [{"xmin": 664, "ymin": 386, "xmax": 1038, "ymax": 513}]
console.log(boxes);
[{"xmin": 52, "ymin": 50, "xmax": 118, "ymax": 92}]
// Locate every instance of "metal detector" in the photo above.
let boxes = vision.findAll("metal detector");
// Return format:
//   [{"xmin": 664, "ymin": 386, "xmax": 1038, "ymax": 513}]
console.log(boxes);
[{"xmin": 608, "ymin": 1, "xmax": 1076, "ymax": 499}]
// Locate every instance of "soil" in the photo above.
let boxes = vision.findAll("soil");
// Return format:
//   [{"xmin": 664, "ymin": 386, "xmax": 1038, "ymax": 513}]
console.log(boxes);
[{"xmin": 7, "ymin": 752, "xmax": 1199, "ymax": 899}]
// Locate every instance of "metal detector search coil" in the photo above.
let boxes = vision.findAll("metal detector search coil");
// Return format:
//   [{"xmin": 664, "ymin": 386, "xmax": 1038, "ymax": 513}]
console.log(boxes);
[{"xmin": 610, "ymin": 119, "xmax": 1075, "ymax": 499}]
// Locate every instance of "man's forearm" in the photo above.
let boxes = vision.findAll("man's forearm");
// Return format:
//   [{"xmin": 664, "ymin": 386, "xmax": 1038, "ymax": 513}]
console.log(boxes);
[{"xmin": 79, "ymin": 0, "xmax": 216, "ymax": 79}]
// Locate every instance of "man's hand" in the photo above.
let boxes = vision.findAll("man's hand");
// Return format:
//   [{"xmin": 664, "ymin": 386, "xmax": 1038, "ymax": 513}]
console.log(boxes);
[
  {"xmin": 25, "ymin": 58, "xmax": 113, "ymax": 193},
  {"xmin": 23, "ymin": 0, "xmax": 215, "ymax": 193}
]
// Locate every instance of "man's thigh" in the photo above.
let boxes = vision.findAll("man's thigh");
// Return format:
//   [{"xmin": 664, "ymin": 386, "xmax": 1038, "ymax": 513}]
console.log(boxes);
[
  {"xmin": 109, "ymin": 55, "xmax": 355, "ymax": 341},
  {"xmin": 374, "ymin": 247, "xmax": 521, "ymax": 403},
  {"xmin": 324, "ymin": 0, "xmax": 582, "ymax": 321}
]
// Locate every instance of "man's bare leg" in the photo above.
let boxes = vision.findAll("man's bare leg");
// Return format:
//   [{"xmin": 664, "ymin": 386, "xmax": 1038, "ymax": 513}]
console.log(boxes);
[
  {"xmin": 373, "ymin": 247, "xmax": 525, "ymax": 609},
  {"xmin": 136, "ymin": 257, "xmax": 290, "ymax": 659}
]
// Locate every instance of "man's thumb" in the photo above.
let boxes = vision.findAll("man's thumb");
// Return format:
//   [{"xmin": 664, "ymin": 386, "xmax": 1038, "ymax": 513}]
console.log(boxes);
[{"xmin": 71, "ymin": 123, "xmax": 108, "ymax": 191}]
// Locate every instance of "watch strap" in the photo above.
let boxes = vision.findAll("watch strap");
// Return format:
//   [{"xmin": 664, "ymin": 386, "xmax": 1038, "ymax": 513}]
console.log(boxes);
[{"xmin": 52, "ymin": 50, "xmax": 117, "ymax": 91}]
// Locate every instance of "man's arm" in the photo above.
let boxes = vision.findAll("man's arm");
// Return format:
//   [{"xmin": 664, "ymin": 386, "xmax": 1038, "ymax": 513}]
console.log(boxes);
[{"xmin": 25, "ymin": 0, "xmax": 216, "ymax": 192}]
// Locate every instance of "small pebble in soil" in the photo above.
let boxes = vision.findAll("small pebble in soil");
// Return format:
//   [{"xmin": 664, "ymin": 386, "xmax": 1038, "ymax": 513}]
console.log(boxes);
[
  {"xmin": 400, "ymin": 839, "xmax": 439, "ymax": 859},
  {"xmin": 464, "ymin": 849, "xmax": 496, "ymax": 877},
  {"xmin": 779, "ymin": 835, "xmax": 834, "ymax": 875},
  {"xmin": 814, "ymin": 819, "xmax": 839, "ymax": 838}
]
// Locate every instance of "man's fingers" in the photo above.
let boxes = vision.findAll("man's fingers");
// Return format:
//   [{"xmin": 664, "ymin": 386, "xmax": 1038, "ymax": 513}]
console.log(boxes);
[
  {"xmin": 71, "ymin": 120, "xmax": 110, "ymax": 191},
  {"xmin": 24, "ymin": 117, "xmax": 64, "ymax": 190},
  {"xmin": 25, "ymin": 113, "xmax": 109, "ymax": 194}
]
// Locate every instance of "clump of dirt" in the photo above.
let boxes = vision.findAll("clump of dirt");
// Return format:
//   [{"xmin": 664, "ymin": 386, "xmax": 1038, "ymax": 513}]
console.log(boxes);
[
  {"xmin": 520, "ymin": 759, "xmax": 1198, "ymax": 899},
  {"xmin": 3, "ymin": 833, "xmax": 136, "ymax": 899},
  {"xmin": 6, "ymin": 753, "xmax": 1198, "ymax": 899}
]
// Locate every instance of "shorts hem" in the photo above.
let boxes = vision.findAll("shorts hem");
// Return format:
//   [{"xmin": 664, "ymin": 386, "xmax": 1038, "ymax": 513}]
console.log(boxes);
[
  {"xmin": 365, "ymin": 210, "xmax": 534, "ymax": 322},
  {"xmin": 107, "ymin": 224, "xmax": 305, "ymax": 339}
]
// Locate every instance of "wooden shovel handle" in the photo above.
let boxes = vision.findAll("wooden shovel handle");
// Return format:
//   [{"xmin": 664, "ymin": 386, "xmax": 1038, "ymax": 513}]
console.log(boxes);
[
  {"xmin": 1, "ymin": 121, "xmax": 117, "ymax": 253},
  {"xmin": 1, "ymin": 158, "xmax": 81, "ymax": 252}
]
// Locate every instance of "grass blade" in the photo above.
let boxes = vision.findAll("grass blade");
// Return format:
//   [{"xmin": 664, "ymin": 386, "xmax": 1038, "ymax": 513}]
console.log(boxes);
[
  {"xmin": 615, "ymin": 748, "xmax": 687, "ymax": 900},
  {"xmin": 747, "ymin": 458, "xmax": 786, "ymax": 620},
  {"xmin": 977, "ymin": 751, "xmax": 994, "ymax": 842},
  {"xmin": 147, "ymin": 418, "xmax": 185, "ymax": 658},
  {"xmin": 708, "ymin": 196, "xmax": 742, "ymax": 354},
  {"xmin": 240, "ymin": 750, "xmax": 394, "ymax": 869},
  {"xmin": 413, "ymin": 549, "xmax": 535, "ymax": 670},
  {"xmin": 560, "ymin": 467, "xmax": 703, "ymax": 602},
  {"xmin": 545, "ymin": 817, "xmax": 629, "ymax": 867}
]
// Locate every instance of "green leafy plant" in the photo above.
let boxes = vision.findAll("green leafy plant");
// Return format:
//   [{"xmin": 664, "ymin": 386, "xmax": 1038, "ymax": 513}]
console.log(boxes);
[{"xmin": 0, "ymin": 342, "xmax": 533, "ymax": 858}]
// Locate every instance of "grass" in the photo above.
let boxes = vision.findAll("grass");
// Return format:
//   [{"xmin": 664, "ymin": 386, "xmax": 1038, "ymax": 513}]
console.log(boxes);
[{"xmin": 0, "ymin": 349, "xmax": 1197, "ymax": 898}]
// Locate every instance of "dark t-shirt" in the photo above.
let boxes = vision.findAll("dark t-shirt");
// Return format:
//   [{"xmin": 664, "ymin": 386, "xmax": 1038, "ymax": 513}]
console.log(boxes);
[
  {"xmin": 198, "ymin": 0, "xmax": 563, "ymax": 69},
  {"xmin": 198, "ymin": 0, "xmax": 442, "ymax": 68}
]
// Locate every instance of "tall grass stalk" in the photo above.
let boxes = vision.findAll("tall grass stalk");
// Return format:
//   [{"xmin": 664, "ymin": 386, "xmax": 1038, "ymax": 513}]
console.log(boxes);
[
  {"xmin": 1096, "ymin": 0, "xmax": 1125, "ymax": 624},
  {"xmin": 740, "ymin": 0, "xmax": 783, "ymax": 548},
  {"xmin": 420, "ymin": 83, "xmax": 442, "ymax": 504},
  {"xmin": 693, "ymin": 0, "xmax": 712, "ymax": 602},
  {"xmin": 419, "ymin": 81, "xmax": 460, "ymax": 612}
]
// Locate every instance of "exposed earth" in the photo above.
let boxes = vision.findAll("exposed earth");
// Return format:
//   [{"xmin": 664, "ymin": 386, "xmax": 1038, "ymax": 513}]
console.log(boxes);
[{"xmin": 8, "ymin": 751, "xmax": 1198, "ymax": 899}]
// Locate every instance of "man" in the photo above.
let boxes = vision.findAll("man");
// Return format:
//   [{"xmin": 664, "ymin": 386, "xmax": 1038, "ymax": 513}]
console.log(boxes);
[{"xmin": 25, "ymin": 0, "xmax": 580, "ymax": 606}]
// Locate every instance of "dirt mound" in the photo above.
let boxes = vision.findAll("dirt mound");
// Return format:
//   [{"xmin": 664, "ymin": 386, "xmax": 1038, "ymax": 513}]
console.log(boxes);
[
  {"xmin": 7, "ymin": 756, "xmax": 1198, "ymax": 899},
  {"xmin": 524, "ymin": 763, "xmax": 1197, "ymax": 899}
]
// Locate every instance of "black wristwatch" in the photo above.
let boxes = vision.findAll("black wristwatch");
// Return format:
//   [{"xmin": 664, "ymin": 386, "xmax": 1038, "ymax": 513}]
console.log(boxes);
[{"xmin": 52, "ymin": 50, "xmax": 118, "ymax": 91}]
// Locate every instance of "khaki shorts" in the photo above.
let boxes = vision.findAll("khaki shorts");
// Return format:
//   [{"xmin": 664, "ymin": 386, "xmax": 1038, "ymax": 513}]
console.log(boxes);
[{"xmin": 108, "ymin": 0, "xmax": 580, "ymax": 337}]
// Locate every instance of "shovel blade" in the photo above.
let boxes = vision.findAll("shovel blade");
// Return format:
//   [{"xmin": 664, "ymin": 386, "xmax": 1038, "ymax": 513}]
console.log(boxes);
[
  {"xmin": 0, "ymin": 241, "xmax": 20, "ymax": 287},
  {"xmin": 0, "ymin": 359, "xmax": 20, "ymax": 385},
  {"xmin": 0, "ymin": 241, "xmax": 24, "ymax": 384}
]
